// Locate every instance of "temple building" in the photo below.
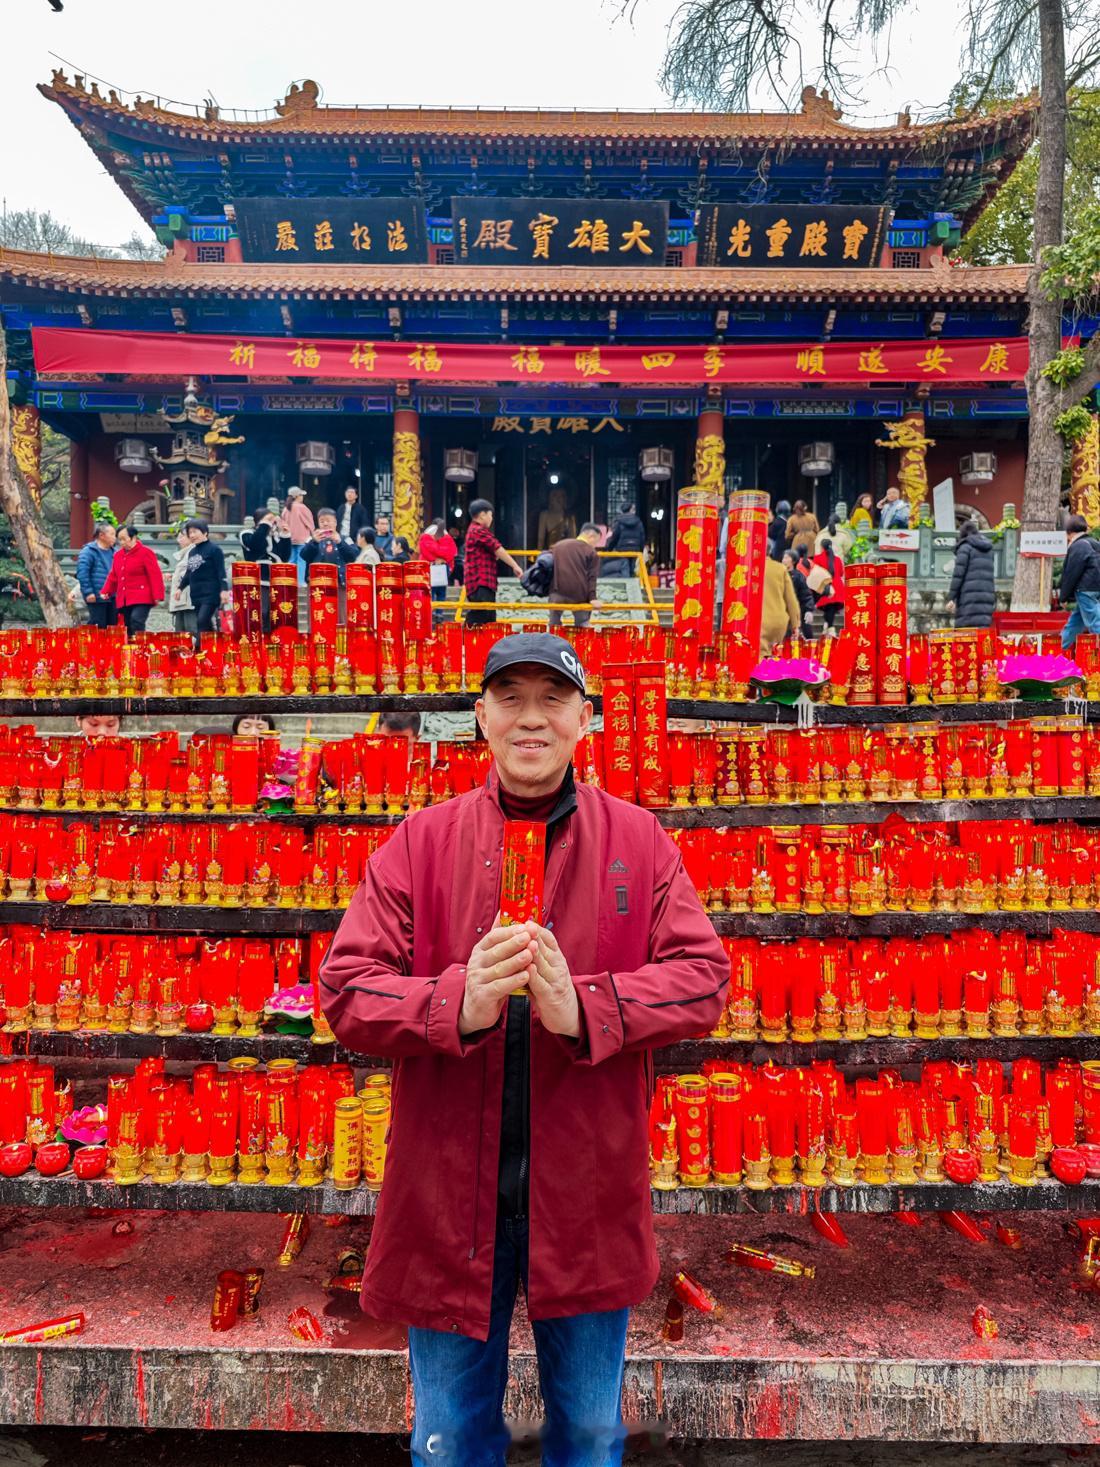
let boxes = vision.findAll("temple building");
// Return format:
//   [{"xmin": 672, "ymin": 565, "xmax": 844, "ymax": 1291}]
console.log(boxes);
[{"xmin": 0, "ymin": 72, "xmax": 1044, "ymax": 554}]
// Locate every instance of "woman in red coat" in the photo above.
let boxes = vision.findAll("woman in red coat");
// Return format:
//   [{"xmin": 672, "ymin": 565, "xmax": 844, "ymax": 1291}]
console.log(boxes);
[
  {"xmin": 811, "ymin": 537, "xmax": 846, "ymax": 633},
  {"xmin": 418, "ymin": 516, "xmax": 458, "ymax": 613},
  {"xmin": 100, "ymin": 525, "xmax": 166, "ymax": 637}
]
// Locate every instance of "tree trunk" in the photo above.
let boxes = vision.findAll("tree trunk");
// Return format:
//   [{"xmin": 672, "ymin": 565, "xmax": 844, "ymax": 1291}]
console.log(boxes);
[
  {"xmin": 0, "ymin": 326, "xmax": 78, "ymax": 628},
  {"xmin": 1011, "ymin": 0, "xmax": 1068, "ymax": 610}
]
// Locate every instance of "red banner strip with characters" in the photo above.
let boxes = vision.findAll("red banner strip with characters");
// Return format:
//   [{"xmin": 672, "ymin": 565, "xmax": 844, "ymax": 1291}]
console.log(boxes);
[{"xmin": 31, "ymin": 328, "xmax": 1029, "ymax": 386}]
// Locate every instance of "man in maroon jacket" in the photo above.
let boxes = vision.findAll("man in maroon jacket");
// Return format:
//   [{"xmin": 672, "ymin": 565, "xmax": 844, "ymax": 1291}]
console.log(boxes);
[{"xmin": 321, "ymin": 632, "xmax": 728, "ymax": 1466}]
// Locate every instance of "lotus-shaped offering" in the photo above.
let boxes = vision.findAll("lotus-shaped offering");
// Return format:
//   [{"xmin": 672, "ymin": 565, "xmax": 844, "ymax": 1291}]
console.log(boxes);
[
  {"xmin": 750, "ymin": 657, "xmax": 830, "ymax": 705},
  {"xmin": 996, "ymin": 653, "xmax": 1083, "ymax": 701}
]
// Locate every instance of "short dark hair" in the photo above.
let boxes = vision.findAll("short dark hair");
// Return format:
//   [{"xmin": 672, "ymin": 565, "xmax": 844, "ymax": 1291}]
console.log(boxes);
[
  {"xmin": 231, "ymin": 712, "xmax": 276, "ymax": 734},
  {"xmin": 318, "ymin": 507, "xmax": 338, "ymax": 520},
  {"xmin": 469, "ymin": 498, "xmax": 493, "ymax": 517},
  {"xmin": 184, "ymin": 518, "xmax": 209, "ymax": 536},
  {"xmin": 1067, "ymin": 514, "xmax": 1089, "ymax": 536},
  {"xmin": 379, "ymin": 711, "xmax": 422, "ymax": 736},
  {"xmin": 358, "ymin": 527, "xmax": 376, "ymax": 544},
  {"xmin": 580, "ymin": 522, "xmax": 600, "ymax": 536},
  {"xmin": 958, "ymin": 518, "xmax": 978, "ymax": 539}
]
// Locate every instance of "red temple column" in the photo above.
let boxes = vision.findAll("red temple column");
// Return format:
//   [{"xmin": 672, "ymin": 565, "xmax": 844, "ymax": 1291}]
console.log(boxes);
[
  {"xmin": 69, "ymin": 439, "xmax": 91, "ymax": 546},
  {"xmin": 392, "ymin": 409, "xmax": 424, "ymax": 546},
  {"xmin": 694, "ymin": 409, "xmax": 726, "ymax": 495}
]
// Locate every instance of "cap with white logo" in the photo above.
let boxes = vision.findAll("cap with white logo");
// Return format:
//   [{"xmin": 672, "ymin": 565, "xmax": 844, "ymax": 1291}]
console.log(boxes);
[{"xmin": 481, "ymin": 632, "xmax": 587, "ymax": 697}]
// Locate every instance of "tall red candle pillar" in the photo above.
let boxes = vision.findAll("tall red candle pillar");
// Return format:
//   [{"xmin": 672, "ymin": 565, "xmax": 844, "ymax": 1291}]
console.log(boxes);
[
  {"xmin": 672, "ymin": 488, "xmax": 720, "ymax": 641},
  {"xmin": 722, "ymin": 490, "xmax": 769, "ymax": 654}
]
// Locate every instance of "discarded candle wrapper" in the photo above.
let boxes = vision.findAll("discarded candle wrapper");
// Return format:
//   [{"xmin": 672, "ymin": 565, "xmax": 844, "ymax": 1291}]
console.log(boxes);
[
  {"xmin": 325, "ymin": 1273, "xmax": 364, "ymax": 1294},
  {"xmin": 940, "ymin": 1211, "xmax": 987, "ymax": 1244},
  {"xmin": 672, "ymin": 1269, "xmax": 723, "ymax": 1318},
  {"xmin": 972, "ymin": 1306, "xmax": 998, "ymax": 1340},
  {"xmin": 1, "ymin": 1312, "xmax": 85, "ymax": 1344},
  {"xmin": 277, "ymin": 1213, "xmax": 310, "ymax": 1267},
  {"xmin": 726, "ymin": 1243, "xmax": 816, "ymax": 1279},
  {"xmin": 994, "ymin": 1224, "xmax": 1023, "ymax": 1250},
  {"xmin": 335, "ymin": 1248, "xmax": 365, "ymax": 1276},
  {"xmin": 240, "ymin": 1268, "xmax": 265, "ymax": 1316},
  {"xmin": 210, "ymin": 1270, "xmax": 244, "ymax": 1333},
  {"xmin": 287, "ymin": 1306, "xmax": 325, "ymax": 1343}
]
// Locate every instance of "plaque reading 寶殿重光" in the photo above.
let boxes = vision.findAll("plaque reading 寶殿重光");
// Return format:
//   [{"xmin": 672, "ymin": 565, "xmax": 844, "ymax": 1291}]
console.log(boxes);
[{"xmin": 695, "ymin": 205, "xmax": 888, "ymax": 269}]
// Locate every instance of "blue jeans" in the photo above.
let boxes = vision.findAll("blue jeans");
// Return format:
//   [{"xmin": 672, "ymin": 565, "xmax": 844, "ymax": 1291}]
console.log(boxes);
[
  {"xmin": 290, "ymin": 543, "xmax": 307, "ymax": 584},
  {"xmin": 408, "ymin": 1216, "xmax": 628, "ymax": 1466},
  {"xmin": 1062, "ymin": 590, "xmax": 1100, "ymax": 649}
]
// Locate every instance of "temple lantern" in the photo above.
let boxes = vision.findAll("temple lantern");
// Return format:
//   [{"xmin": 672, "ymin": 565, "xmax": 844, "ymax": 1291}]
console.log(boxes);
[
  {"xmin": 296, "ymin": 441, "xmax": 335, "ymax": 477},
  {"xmin": 114, "ymin": 439, "xmax": 153, "ymax": 479},
  {"xmin": 960, "ymin": 453, "xmax": 997, "ymax": 486},
  {"xmin": 798, "ymin": 442, "xmax": 834, "ymax": 478},
  {"xmin": 444, "ymin": 449, "xmax": 478, "ymax": 483},
  {"xmin": 639, "ymin": 447, "xmax": 675, "ymax": 482}
]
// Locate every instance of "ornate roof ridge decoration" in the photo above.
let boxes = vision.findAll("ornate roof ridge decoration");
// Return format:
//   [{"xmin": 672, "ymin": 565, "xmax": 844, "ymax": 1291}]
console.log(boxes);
[
  {"xmin": 39, "ymin": 70, "xmax": 1038, "ymax": 146},
  {"xmin": 0, "ymin": 244, "xmax": 1030, "ymax": 304}
]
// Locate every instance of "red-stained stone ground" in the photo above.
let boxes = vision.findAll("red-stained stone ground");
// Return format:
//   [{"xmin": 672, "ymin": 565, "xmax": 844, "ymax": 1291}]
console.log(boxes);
[{"xmin": 0, "ymin": 1206, "xmax": 1099, "ymax": 1443}]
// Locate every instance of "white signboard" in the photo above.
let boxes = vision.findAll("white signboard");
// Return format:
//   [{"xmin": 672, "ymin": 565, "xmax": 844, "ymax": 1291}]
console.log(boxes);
[
  {"xmin": 932, "ymin": 477, "xmax": 957, "ymax": 532},
  {"xmin": 99, "ymin": 413, "xmax": 168, "ymax": 434},
  {"xmin": 1019, "ymin": 530, "xmax": 1068, "ymax": 558},
  {"xmin": 878, "ymin": 529, "xmax": 921, "ymax": 553}
]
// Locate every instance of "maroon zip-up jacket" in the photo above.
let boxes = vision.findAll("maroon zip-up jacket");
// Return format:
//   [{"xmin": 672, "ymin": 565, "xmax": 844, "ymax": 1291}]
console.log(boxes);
[{"xmin": 320, "ymin": 773, "xmax": 729, "ymax": 1340}]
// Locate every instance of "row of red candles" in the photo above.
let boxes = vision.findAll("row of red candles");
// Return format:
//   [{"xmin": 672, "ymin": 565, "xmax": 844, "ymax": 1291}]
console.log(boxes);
[
  {"xmin": 0, "ymin": 1055, "xmax": 390, "ymax": 1190},
  {"xmin": 716, "ymin": 931, "xmax": 1100, "ymax": 1041},
  {"xmin": 2, "ymin": 925, "xmax": 1100, "ymax": 1047},
  {"xmin": 3, "ymin": 812, "xmax": 1100, "ymax": 913},
  {"xmin": 672, "ymin": 818, "xmax": 1100, "ymax": 914},
  {"xmin": 4, "ymin": 713, "xmax": 1098, "ymax": 817},
  {"xmin": 0, "ymin": 814, "xmax": 395, "ymax": 908},
  {"xmin": 4, "ymin": 621, "xmax": 1100, "ymax": 704},
  {"xmin": 0, "ymin": 930, "xmax": 334, "ymax": 1037},
  {"xmin": 649, "ymin": 1058, "xmax": 1100, "ymax": 1190}
]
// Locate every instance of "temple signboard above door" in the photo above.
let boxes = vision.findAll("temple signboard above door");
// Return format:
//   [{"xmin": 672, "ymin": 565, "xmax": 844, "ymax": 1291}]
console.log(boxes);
[
  {"xmin": 233, "ymin": 198, "xmax": 429, "ymax": 264},
  {"xmin": 696, "ymin": 205, "xmax": 888, "ymax": 269},
  {"xmin": 452, "ymin": 198, "xmax": 669, "ymax": 267}
]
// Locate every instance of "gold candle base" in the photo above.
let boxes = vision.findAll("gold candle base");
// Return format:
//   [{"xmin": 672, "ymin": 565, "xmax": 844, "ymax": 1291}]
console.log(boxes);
[
  {"xmin": 829, "ymin": 1153, "xmax": 857, "ymax": 1187},
  {"xmin": 236, "ymin": 1008, "xmax": 263, "ymax": 1039},
  {"xmin": 237, "ymin": 1155, "xmax": 265, "ymax": 1186},
  {"xmin": 1008, "ymin": 1153, "xmax": 1037, "ymax": 1187},
  {"xmin": 81, "ymin": 999, "xmax": 107, "ymax": 1032},
  {"xmin": 111, "ymin": 1146, "xmax": 145, "ymax": 1186},
  {"xmin": 939, "ymin": 1010, "xmax": 964, "ymax": 1038},
  {"xmin": 31, "ymin": 1003, "xmax": 57, "ymax": 1032},
  {"xmin": 212, "ymin": 1004, "xmax": 238, "ymax": 1036},
  {"xmin": 265, "ymin": 1156, "xmax": 295, "ymax": 1187},
  {"xmin": 206, "ymin": 1154, "xmax": 237, "ymax": 1187},
  {"xmin": 311, "ymin": 1011, "xmax": 337, "ymax": 1046},
  {"xmin": 296, "ymin": 1159, "xmax": 325, "ymax": 1188},
  {"xmin": 799, "ymin": 1154, "xmax": 827, "ymax": 1188},
  {"xmin": 180, "ymin": 1152, "xmax": 208, "ymax": 1183},
  {"xmin": 861, "ymin": 1152, "xmax": 890, "ymax": 1185},
  {"xmin": 771, "ymin": 1155, "xmax": 796, "ymax": 1186},
  {"xmin": 2, "ymin": 1006, "xmax": 30, "ymax": 1034},
  {"xmin": 129, "ymin": 1002, "xmax": 156, "ymax": 1035},
  {"xmin": 150, "ymin": 1154, "xmax": 181, "ymax": 1185},
  {"xmin": 155, "ymin": 1004, "xmax": 183, "ymax": 1037},
  {"xmin": 890, "ymin": 1149, "xmax": 919, "ymax": 1186},
  {"xmin": 743, "ymin": 1156, "xmax": 772, "ymax": 1191}
]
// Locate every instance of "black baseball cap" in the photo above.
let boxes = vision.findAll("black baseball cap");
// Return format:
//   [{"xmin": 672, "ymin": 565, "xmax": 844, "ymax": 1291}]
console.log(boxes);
[{"xmin": 481, "ymin": 632, "xmax": 587, "ymax": 696}]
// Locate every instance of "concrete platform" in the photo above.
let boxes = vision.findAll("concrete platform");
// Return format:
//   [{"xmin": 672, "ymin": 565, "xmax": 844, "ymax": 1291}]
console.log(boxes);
[{"xmin": 1, "ymin": 1208, "xmax": 1099, "ymax": 1440}]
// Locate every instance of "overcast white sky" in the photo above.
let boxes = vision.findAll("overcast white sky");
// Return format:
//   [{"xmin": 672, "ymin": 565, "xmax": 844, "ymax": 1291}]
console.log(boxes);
[{"xmin": 4, "ymin": 0, "xmax": 973, "ymax": 246}]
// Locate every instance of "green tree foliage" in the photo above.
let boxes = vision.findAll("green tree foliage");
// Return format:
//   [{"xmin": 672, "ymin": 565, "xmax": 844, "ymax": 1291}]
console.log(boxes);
[{"xmin": 960, "ymin": 89, "xmax": 1100, "ymax": 264}]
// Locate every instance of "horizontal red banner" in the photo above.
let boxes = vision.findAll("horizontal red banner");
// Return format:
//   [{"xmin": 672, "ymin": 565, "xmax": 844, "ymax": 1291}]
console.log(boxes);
[{"xmin": 32, "ymin": 327, "xmax": 1028, "ymax": 386}]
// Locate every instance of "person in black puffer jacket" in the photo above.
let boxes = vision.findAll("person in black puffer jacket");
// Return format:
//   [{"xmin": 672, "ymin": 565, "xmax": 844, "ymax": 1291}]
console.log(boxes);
[
  {"xmin": 947, "ymin": 520, "xmax": 996, "ymax": 628},
  {"xmin": 604, "ymin": 503, "xmax": 646, "ymax": 575},
  {"xmin": 1060, "ymin": 514, "xmax": 1100, "ymax": 649},
  {"xmin": 179, "ymin": 519, "xmax": 229, "ymax": 638}
]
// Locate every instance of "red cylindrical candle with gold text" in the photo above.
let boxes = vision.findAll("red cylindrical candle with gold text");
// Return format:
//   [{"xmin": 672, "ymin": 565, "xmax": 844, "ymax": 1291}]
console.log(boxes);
[
  {"xmin": 722, "ymin": 489, "xmax": 769, "ymax": 652},
  {"xmin": 673, "ymin": 488, "xmax": 720, "ymax": 642}
]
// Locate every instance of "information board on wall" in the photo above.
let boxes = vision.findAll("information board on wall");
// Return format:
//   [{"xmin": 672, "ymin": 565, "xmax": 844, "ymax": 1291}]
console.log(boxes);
[
  {"xmin": 696, "ymin": 204, "xmax": 887, "ymax": 269},
  {"xmin": 451, "ymin": 197, "xmax": 669, "ymax": 267},
  {"xmin": 234, "ymin": 198, "xmax": 428, "ymax": 264}
]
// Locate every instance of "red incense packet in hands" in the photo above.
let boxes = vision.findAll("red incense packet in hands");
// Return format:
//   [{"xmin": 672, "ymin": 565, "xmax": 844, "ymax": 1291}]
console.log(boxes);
[{"xmin": 500, "ymin": 821, "xmax": 545, "ymax": 996}]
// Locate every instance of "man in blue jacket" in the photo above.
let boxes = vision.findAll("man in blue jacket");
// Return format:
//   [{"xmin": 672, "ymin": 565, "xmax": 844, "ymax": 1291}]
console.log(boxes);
[{"xmin": 75, "ymin": 522, "xmax": 118, "ymax": 627}]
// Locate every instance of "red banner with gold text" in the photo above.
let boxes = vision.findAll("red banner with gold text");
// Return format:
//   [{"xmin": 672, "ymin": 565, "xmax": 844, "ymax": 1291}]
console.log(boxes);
[{"xmin": 31, "ymin": 328, "xmax": 1029, "ymax": 385}]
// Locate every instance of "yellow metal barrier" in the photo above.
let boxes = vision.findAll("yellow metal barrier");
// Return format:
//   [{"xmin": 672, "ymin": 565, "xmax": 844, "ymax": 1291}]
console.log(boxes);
[{"xmin": 451, "ymin": 549, "xmax": 659, "ymax": 625}]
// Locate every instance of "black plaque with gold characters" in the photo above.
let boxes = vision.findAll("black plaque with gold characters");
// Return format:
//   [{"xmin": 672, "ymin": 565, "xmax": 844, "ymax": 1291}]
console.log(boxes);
[
  {"xmin": 452, "ymin": 197, "xmax": 669, "ymax": 267},
  {"xmin": 234, "ymin": 198, "xmax": 428, "ymax": 264},
  {"xmin": 696, "ymin": 205, "xmax": 888, "ymax": 269}
]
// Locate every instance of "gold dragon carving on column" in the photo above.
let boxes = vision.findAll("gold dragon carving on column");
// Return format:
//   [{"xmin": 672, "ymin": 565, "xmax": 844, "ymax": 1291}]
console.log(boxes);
[
  {"xmin": 1071, "ymin": 415, "xmax": 1100, "ymax": 530},
  {"xmin": 392, "ymin": 429, "xmax": 423, "ymax": 544},
  {"xmin": 875, "ymin": 412, "xmax": 935, "ymax": 520}
]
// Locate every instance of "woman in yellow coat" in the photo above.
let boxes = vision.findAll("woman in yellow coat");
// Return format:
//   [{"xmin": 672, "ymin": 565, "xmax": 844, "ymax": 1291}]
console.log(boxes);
[{"xmin": 760, "ymin": 556, "xmax": 802, "ymax": 658}]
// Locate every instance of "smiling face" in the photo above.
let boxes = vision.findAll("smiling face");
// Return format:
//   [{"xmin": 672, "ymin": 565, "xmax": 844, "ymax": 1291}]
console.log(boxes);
[{"xmin": 476, "ymin": 666, "xmax": 592, "ymax": 797}]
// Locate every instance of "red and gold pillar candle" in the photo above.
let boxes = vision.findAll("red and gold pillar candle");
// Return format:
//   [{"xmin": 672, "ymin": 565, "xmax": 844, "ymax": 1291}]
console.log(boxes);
[
  {"xmin": 1032, "ymin": 718, "xmax": 1061, "ymax": 797},
  {"xmin": 635, "ymin": 662, "xmax": 670, "ymax": 808},
  {"xmin": 673, "ymin": 488, "xmax": 720, "ymax": 642},
  {"xmin": 268, "ymin": 565, "xmax": 299, "ymax": 636},
  {"xmin": 601, "ymin": 664, "xmax": 637, "ymax": 804},
  {"xmin": 874, "ymin": 564, "xmax": 908, "ymax": 705},
  {"xmin": 955, "ymin": 631, "xmax": 980, "ymax": 704},
  {"xmin": 1058, "ymin": 716, "xmax": 1087, "ymax": 795},
  {"xmin": 928, "ymin": 630, "xmax": 957, "ymax": 703},
  {"xmin": 345, "ymin": 563, "xmax": 375, "ymax": 632},
  {"xmin": 714, "ymin": 730, "xmax": 740, "ymax": 805},
  {"xmin": 230, "ymin": 563, "xmax": 263, "ymax": 642},
  {"xmin": 722, "ymin": 489, "xmax": 770, "ymax": 652},
  {"xmin": 402, "ymin": 559, "xmax": 432, "ymax": 647},
  {"xmin": 375, "ymin": 564, "xmax": 405, "ymax": 694},
  {"xmin": 673, "ymin": 1074, "xmax": 711, "ymax": 1186},
  {"xmin": 844, "ymin": 566, "xmax": 877, "ymax": 705},
  {"xmin": 707, "ymin": 1072, "xmax": 743, "ymax": 1184},
  {"xmin": 307, "ymin": 563, "xmax": 340, "ymax": 643}
]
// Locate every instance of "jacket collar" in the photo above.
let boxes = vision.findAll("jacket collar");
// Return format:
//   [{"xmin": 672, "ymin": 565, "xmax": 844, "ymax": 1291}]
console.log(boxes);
[{"xmin": 485, "ymin": 760, "xmax": 578, "ymax": 829}]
